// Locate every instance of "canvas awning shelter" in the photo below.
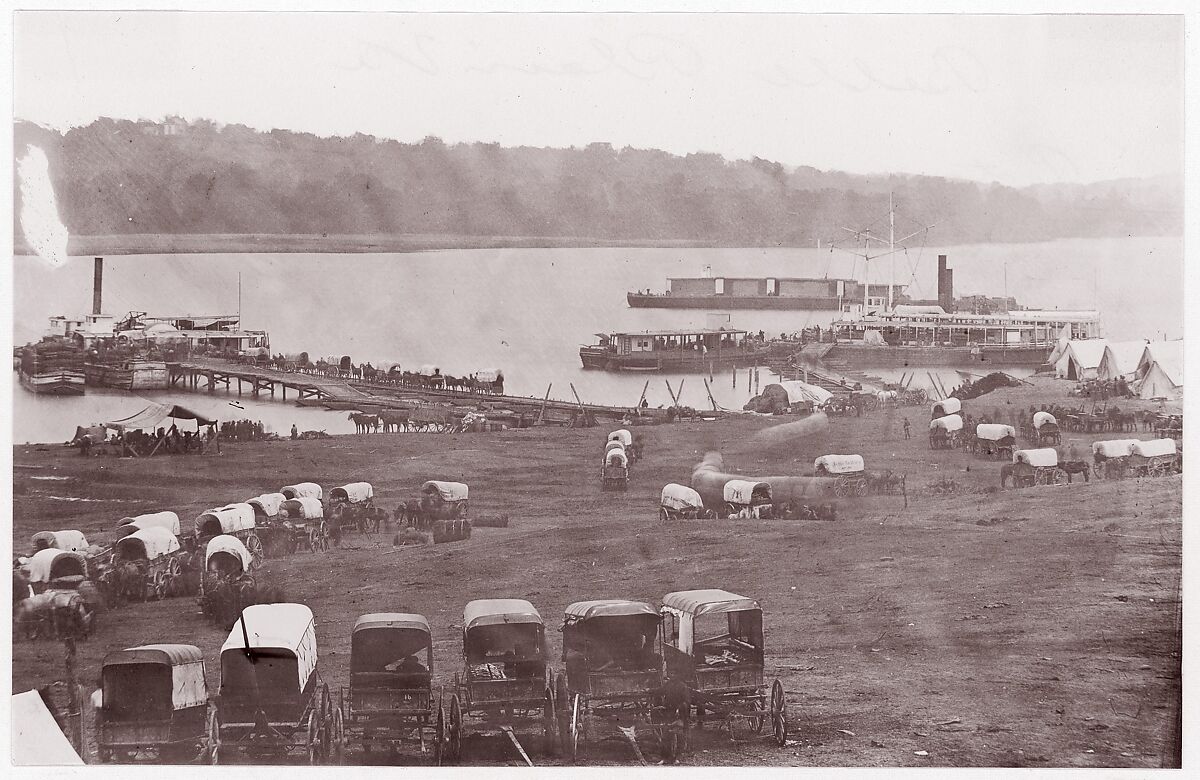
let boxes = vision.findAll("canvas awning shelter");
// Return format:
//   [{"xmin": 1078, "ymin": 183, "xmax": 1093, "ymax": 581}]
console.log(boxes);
[
  {"xmin": 775, "ymin": 380, "xmax": 834, "ymax": 406},
  {"xmin": 1097, "ymin": 341, "xmax": 1147, "ymax": 381},
  {"xmin": 11, "ymin": 690, "xmax": 84, "ymax": 765},
  {"xmin": 105, "ymin": 403, "xmax": 216, "ymax": 431},
  {"xmin": 1053, "ymin": 340, "xmax": 1108, "ymax": 381}
]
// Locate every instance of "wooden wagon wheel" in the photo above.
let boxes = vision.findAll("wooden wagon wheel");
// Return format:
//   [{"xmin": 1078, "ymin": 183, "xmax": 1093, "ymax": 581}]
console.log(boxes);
[
  {"xmin": 152, "ymin": 570, "xmax": 169, "ymax": 600},
  {"xmin": 566, "ymin": 692, "xmax": 581, "ymax": 763},
  {"xmin": 448, "ymin": 694, "xmax": 463, "ymax": 762},
  {"xmin": 308, "ymin": 527, "xmax": 322, "ymax": 554},
  {"xmin": 833, "ymin": 480, "xmax": 848, "ymax": 498},
  {"xmin": 770, "ymin": 679, "xmax": 788, "ymax": 746},
  {"xmin": 660, "ymin": 507, "xmax": 672, "ymax": 523},
  {"xmin": 434, "ymin": 701, "xmax": 446, "ymax": 765},
  {"xmin": 331, "ymin": 705, "xmax": 345, "ymax": 765},
  {"xmin": 750, "ymin": 691, "xmax": 767, "ymax": 734},
  {"xmin": 246, "ymin": 533, "xmax": 265, "ymax": 570},
  {"xmin": 542, "ymin": 681, "xmax": 559, "ymax": 755},
  {"xmin": 319, "ymin": 522, "xmax": 331, "ymax": 552},
  {"xmin": 207, "ymin": 709, "xmax": 221, "ymax": 764},
  {"xmin": 306, "ymin": 710, "xmax": 321, "ymax": 765},
  {"xmin": 853, "ymin": 478, "xmax": 868, "ymax": 497}
]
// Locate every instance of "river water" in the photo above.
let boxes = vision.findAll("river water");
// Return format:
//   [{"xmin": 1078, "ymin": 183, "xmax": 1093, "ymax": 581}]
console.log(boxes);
[{"xmin": 11, "ymin": 237, "xmax": 1181, "ymax": 443}]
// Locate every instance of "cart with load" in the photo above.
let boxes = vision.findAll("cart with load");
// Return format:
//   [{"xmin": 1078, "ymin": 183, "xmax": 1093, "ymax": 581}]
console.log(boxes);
[
  {"xmin": 212, "ymin": 603, "xmax": 336, "ymax": 765},
  {"xmin": 973, "ymin": 424, "xmax": 1017, "ymax": 460},
  {"xmin": 281, "ymin": 482, "xmax": 324, "ymax": 501},
  {"xmin": 814, "ymin": 455, "xmax": 867, "ymax": 497},
  {"xmin": 1013, "ymin": 448, "xmax": 1062, "ymax": 485},
  {"xmin": 17, "ymin": 548, "xmax": 99, "ymax": 639},
  {"xmin": 931, "ymin": 397, "xmax": 961, "ymax": 419},
  {"xmin": 199, "ymin": 535, "xmax": 256, "ymax": 627},
  {"xmin": 723, "ymin": 479, "xmax": 773, "ymax": 518},
  {"xmin": 111, "ymin": 526, "xmax": 189, "ymax": 601},
  {"xmin": 249, "ymin": 493, "xmax": 291, "ymax": 556},
  {"xmin": 929, "ymin": 414, "xmax": 963, "ymax": 450},
  {"xmin": 447, "ymin": 599, "xmax": 557, "ymax": 762},
  {"xmin": 557, "ymin": 600, "xmax": 668, "ymax": 763},
  {"xmin": 278, "ymin": 497, "xmax": 329, "ymax": 553},
  {"xmin": 1091, "ymin": 439, "xmax": 1137, "ymax": 480},
  {"xmin": 420, "ymin": 481, "xmax": 472, "ymax": 541},
  {"xmin": 602, "ymin": 448, "xmax": 630, "ymax": 491},
  {"xmin": 339, "ymin": 613, "xmax": 443, "ymax": 764},
  {"xmin": 328, "ymin": 482, "xmax": 377, "ymax": 539},
  {"xmin": 1127, "ymin": 438, "xmax": 1179, "ymax": 477},
  {"xmin": 660, "ymin": 590, "xmax": 787, "ymax": 748},
  {"xmin": 659, "ymin": 483, "xmax": 710, "ymax": 522},
  {"xmin": 195, "ymin": 504, "xmax": 263, "ymax": 568},
  {"xmin": 95, "ymin": 644, "xmax": 210, "ymax": 763},
  {"xmin": 1033, "ymin": 411, "xmax": 1060, "ymax": 445},
  {"xmin": 30, "ymin": 529, "xmax": 89, "ymax": 554}
]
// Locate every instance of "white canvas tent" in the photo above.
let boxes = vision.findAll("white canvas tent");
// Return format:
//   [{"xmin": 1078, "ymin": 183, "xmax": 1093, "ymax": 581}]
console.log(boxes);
[
  {"xmin": 1054, "ymin": 339, "xmax": 1108, "ymax": 381},
  {"xmin": 1097, "ymin": 341, "xmax": 1147, "ymax": 381},
  {"xmin": 11, "ymin": 690, "xmax": 84, "ymax": 765},
  {"xmin": 1135, "ymin": 341, "xmax": 1183, "ymax": 400}
]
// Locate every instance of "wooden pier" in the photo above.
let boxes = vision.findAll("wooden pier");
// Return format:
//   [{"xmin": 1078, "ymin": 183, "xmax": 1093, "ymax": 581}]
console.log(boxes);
[{"xmin": 167, "ymin": 361, "xmax": 369, "ymax": 403}]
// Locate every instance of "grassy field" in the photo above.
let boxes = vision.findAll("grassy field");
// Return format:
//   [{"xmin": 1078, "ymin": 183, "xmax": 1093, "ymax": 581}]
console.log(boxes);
[{"xmin": 11, "ymin": 378, "xmax": 1181, "ymax": 767}]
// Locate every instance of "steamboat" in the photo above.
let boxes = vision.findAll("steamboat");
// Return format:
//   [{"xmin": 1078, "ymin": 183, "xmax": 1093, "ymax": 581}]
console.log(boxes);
[{"xmin": 580, "ymin": 327, "xmax": 771, "ymax": 372}]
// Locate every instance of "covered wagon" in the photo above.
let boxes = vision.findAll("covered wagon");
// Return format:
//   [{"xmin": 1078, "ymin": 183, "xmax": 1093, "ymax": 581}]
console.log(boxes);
[
  {"xmin": 602, "ymin": 449, "xmax": 629, "ymax": 491},
  {"xmin": 111, "ymin": 526, "xmax": 188, "ymax": 601},
  {"xmin": 1091, "ymin": 439, "xmax": 1137, "ymax": 479},
  {"xmin": 446, "ymin": 599, "xmax": 555, "ymax": 762},
  {"xmin": 814, "ymin": 454, "xmax": 867, "ymax": 497},
  {"xmin": 116, "ymin": 511, "xmax": 182, "ymax": 539},
  {"xmin": 278, "ymin": 497, "xmax": 329, "ymax": 553},
  {"xmin": 929, "ymin": 414, "xmax": 964, "ymax": 450},
  {"xmin": 1013, "ymin": 448, "xmax": 1062, "ymax": 486},
  {"xmin": 27, "ymin": 547, "xmax": 90, "ymax": 591},
  {"xmin": 1033, "ymin": 411, "xmax": 1061, "ymax": 445},
  {"xmin": 420, "ymin": 480, "xmax": 469, "ymax": 519},
  {"xmin": 1127, "ymin": 438, "xmax": 1179, "ymax": 477},
  {"xmin": 328, "ymin": 482, "xmax": 378, "ymax": 539},
  {"xmin": 95, "ymin": 644, "xmax": 210, "ymax": 763},
  {"xmin": 973, "ymin": 424, "xmax": 1017, "ymax": 460},
  {"xmin": 723, "ymin": 479, "xmax": 773, "ymax": 518},
  {"xmin": 213, "ymin": 603, "xmax": 335, "ymax": 764},
  {"xmin": 195, "ymin": 504, "xmax": 262, "ymax": 568},
  {"xmin": 660, "ymin": 483, "xmax": 708, "ymax": 522},
  {"xmin": 608, "ymin": 429, "xmax": 633, "ymax": 448}
]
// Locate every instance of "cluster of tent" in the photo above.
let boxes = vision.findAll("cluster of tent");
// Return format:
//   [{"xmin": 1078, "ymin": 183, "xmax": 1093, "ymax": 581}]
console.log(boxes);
[{"xmin": 1050, "ymin": 338, "xmax": 1182, "ymax": 401}]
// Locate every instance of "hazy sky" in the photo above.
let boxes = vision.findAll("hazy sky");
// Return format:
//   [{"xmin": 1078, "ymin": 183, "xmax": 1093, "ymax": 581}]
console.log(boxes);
[{"xmin": 13, "ymin": 11, "xmax": 1184, "ymax": 186}]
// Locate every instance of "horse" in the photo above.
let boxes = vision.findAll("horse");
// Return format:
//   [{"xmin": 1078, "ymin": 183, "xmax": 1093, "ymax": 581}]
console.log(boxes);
[
  {"xmin": 348, "ymin": 412, "xmax": 381, "ymax": 434},
  {"xmin": 379, "ymin": 410, "xmax": 409, "ymax": 433},
  {"xmin": 15, "ymin": 590, "xmax": 95, "ymax": 640},
  {"xmin": 1000, "ymin": 462, "xmax": 1036, "ymax": 489},
  {"xmin": 1059, "ymin": 461, "xmax": 1090, "ymax": 484},
  {"xmin": 395, "ymin": 499, "xmax": 426, "ymax": 530}
]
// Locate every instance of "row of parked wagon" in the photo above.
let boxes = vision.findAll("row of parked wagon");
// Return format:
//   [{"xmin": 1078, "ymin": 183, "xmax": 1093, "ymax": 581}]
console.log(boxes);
[
  {"xmin": 601, "ymin": 429, "xmax": 642, "ymax": 491},
  {"xmin": 92, "ymin": 589, "xmax": 788, "ymax": 765}
]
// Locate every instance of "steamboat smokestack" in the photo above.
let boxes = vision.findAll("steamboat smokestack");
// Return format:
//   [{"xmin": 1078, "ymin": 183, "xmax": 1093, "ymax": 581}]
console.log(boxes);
[
  {"xmin": 937, "ymin": 254, "xmax": 954, "ymax": 313},
  {"xmin": 93, "ymin": 257, "xmax": 103, "ymax": 315}
]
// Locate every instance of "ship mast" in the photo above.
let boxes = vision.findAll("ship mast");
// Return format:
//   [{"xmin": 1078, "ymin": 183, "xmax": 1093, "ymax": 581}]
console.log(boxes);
[{"xmin": 833, "ymin": 193, "xmax": 934, "ymax": 315}]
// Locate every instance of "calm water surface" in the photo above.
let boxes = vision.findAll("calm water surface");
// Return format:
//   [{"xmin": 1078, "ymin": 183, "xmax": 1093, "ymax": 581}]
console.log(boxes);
[{"xmin": 12, "ymin": 238, "xmax": 1181, "ymax": 443}]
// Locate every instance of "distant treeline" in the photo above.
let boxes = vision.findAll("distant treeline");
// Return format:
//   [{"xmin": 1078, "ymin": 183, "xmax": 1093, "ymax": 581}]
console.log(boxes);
[{"xmin": 13, "ymin": 117, "xmax": 1182, "ymax": 247}]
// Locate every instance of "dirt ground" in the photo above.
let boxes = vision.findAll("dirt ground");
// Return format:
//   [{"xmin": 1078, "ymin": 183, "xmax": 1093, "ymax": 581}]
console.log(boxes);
[{"xmin": 11, "ymin": 377, "xmax": 1182, "ymax": 767}]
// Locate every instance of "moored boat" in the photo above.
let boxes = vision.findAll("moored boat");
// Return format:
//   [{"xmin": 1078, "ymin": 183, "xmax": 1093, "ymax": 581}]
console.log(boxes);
[
  {"xmin": 18, "ymin": 339, "xmax": 86, "ymax": 395},
  {"xmin": 580, "ymin": 327, "xmax": 770, "ymax": 372},
  {"xmin": 84, "ymin": 359, "xmax": 170, "ymax": 390}
]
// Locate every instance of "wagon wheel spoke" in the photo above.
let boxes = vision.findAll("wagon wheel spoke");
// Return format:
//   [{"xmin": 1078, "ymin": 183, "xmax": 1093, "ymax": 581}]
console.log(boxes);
[{"xmin": 770, "ymin": 680, "xmax": 788, "ymax": 746}]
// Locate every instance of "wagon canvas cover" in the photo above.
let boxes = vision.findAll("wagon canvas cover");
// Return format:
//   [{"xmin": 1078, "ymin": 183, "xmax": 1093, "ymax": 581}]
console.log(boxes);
[
  {"xmin": 116, "ymin": 526, "xmax": 181, "ymax": 560},
  {"xmin": 931, "ymin": 397, "xmax": 961, "ymax": 416},
  {"xmin": 605, "ymin": 439, "xmax": 626, "ymax": 454},
  {"xmin": 661, "ymin": 483, "xmax": 703, "ymax": 511},
  {"xmin": 662, "ymin": 589, "xmax": 760, "ymax": 616},
  {"xmin": 608, "ymin": 429, "xmax": 633, "ymax": 446},
  {"xmin": 976, "ymin": 424, "xmax": 1016, "ymax": 441},
  {"xmin": 930, "ymin": 414, "xmax": 963, "ymax": 432},
  {"xmin": 248, "ymin": 493, "xmax": 286, "ymax": 517},
  {"xmin": 331, "ymin": 482, "xmax": 374, "ymax": 503},
  {"xmin": 464, "ymin": 599, "xmax": 542, "ymax": 630},
  {"xmin": 814, "ymin": 454, "xmax": 864, "ymax": 474},
  {"xmin": 221, "ymin": 604, "xmax": 318, "ymax": 692},
  {"xmin": 1033, "ymin": 411, "xmax": 1057, "ymax": 429},
  {"xmin": 32, "ymin": 530, "xmax": 88, "ymax": 552},
  {"xmin": 1132, "ymin": 438, "xmax": 1177, "ymax": 457},
  {"xmin": 723, "ymin": 479, "xmax": 770, "ymax": 504},
  {"xmin": 27, "ymin": 548, "xmax": 86, "ymax": 583},
  {"xmin": 120, "ymin": 511, "xmax": 182, "ymax": 535},
  {"xmin": 774, "ymin": 380, "xmax": 833, "ymax": 406},
  {"xmin": 563, "ymin": 600, "xmax": 660, "ymax": 625},
  {"xmin": 422, "ymin": 481, "xmax": 468, "ymax": 501},
  {"xmin": 198, "ymin": 504, "xmax": 256, "ymax": 534},
  {"xmin": 606, "ymin": 450, "xmax": 629, "ymax": 468},
  {"xmin": 206, "ymin": 535, "xmax": 253, "ymax": 571},
  {"xmin": 104, "ymin": 645, "xmax": 208, "ymax": 711},
  {"xmin": 281, "ymin": 482, "xmax": 323, "ymax": 500},
  {"xmin": 1014, "ymin": 448, "xmax": 1058, "ymax": 467},
  {"xmin": 1093, "ymin": 439, "xmax": 1138, "ymax": 458}
]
